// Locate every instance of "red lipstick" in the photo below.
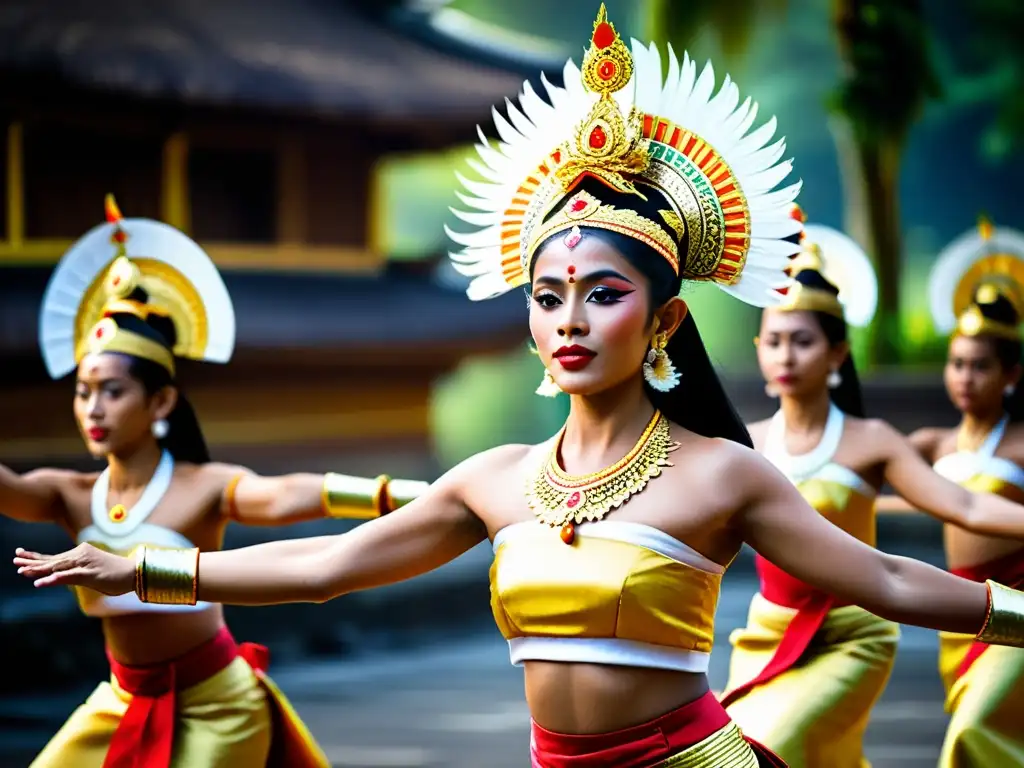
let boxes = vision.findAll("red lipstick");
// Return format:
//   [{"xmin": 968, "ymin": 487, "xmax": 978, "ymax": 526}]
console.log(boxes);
[
  {"xmin": 553, "ymin": 345, "xmax": 597, "ymax": 371},
  {"xmin": 87, "ymin": 427, "xmax": 108, "ymax": 442}
]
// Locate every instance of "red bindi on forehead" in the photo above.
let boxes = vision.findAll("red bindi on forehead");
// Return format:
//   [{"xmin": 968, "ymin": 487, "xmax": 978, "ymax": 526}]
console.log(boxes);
[{"xmin": 567, "ymin": 264, "xmax": 576, "ymax": 283}]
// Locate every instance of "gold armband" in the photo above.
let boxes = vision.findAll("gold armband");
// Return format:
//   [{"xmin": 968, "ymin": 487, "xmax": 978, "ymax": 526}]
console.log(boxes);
[
  {"xmin": 321, "ymin": 473, "xmax": 428, "ymax": 519},
  {"xmin": 976, "ymin": 580, "xmax": 1024, "ymax": 647},
  {"xmin": 134, "ymin": 545, "xmax": 200, "ymax": 606}
]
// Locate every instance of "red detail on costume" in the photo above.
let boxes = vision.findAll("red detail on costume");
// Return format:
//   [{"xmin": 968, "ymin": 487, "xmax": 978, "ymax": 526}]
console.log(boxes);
[
  {"xmin": 571, "ymin": 199, "xmax": 588, "ymax": 213},
  {"xmin": 560, "ymin": 522, "xmax": 575, "ymax": 545},
  {"xmin": 593, "ymin": 22, "xmax": 615, "ymax": 49},
  {"xmin": 104, "ymin": 627, "xmax": 323, "ymax": 768},
  {"xmin": 110, "ymin": 507, "xmax": 126, "ymax": 522},
  {"xmin": 951, "ymin": 550, "xmax": 1024, "ymax": 680},
  {"xmin": 112, "ymin": 276, "xmax": 121, "ymax": 286},
  {"xmin": 598, "ymin": 59, "xmax": 616, "ymax": 80},
  {"xmin": 95, "ymin": 327, "xmax": 105, "ymax": 339},
  {"xmin": 588, "ymin": 126, "xmax": 607, "ymax": 150},
  {"xmin": 566, "ymin": 491, "xmax": 581, "ymax": 508},
  {"xmin": 719, "ymin": 556, "xmax": 841, "ymax": 709},
  {"xmin": 529, "ymin": 690, "xmax": 787, "ymax": 767}
]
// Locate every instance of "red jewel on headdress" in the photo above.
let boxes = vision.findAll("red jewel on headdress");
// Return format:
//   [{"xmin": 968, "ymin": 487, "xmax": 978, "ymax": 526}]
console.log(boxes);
[
  {"xmin": 593, "ymin": 21, "xmax": 615, "ymax": 49},
  {"xmin": 588, "ymin": 126, "xmax": 608, "ymax": 150},
  {"xmin": 113, "ymin": 229, "xmax": 127, "ymax": 244},
  {"xmin": 112, "ymin": 276, "xmax": 121, "ymax": 287},
  {"xmin": 571, "ymin": 198, "xmax": 588, "ymax": 213},
  {"xmin": 95, "ymin": 326, "xmax": 105, "ymax": 339},
  {"xmin": 598, "ymin": 60, "xmax": 616, "ymax": 80}
]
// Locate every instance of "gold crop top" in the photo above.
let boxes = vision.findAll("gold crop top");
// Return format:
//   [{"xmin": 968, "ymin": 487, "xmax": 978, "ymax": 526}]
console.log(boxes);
[
  {"xmin": 489, "ymin": 520, "xmax": 724, "ymax": 672},
  {"xmin": 795, "ymin": 465, "xmax": 877, "ymax": 546},
  {"xmin": 934, "ymin": 417, "xmax": 1024, "ymax": 504}
]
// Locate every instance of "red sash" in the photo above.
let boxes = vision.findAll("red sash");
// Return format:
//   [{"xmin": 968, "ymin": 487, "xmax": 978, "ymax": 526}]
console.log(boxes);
[
  {"xmin": 950, "ymin": 548, "xmax": 1024, "ymax": 681},
  {"xmin": 104, "ymin": 627, "xmax": 321, "ymax": 768},
  {"xmin": 720, "ymin": 555, "xmax": 844, "ymax": 709},
  {"xmin": 529, "ymin": 690, "xmax": 787, "ymax": 767}
]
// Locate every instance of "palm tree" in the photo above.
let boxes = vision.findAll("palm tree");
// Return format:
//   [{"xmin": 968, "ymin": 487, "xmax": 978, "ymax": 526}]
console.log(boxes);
[{"xmin": 829, "ymin": 0, "xmax": 940, "ymax": 364}]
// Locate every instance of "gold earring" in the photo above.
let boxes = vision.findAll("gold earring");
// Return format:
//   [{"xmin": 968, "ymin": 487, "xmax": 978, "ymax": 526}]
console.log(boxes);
[{"xmin": 643, "ymin": 332, "xmax": 680, "ymax": 392}]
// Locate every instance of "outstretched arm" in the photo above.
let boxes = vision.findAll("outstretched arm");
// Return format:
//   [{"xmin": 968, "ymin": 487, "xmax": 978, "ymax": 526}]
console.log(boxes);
[
  {"xmin": 733, "ymin": 446, "xmax": 989, "ymax": 634},
  {"xmin": 15, "ymin": 450, "xmax": 498, "ymax": 605},
  {"xmin": 207, "ymin": 463, "xmax": 429, "ymax": 526},
  {"xmin": 0, "ymin": 465, "xmax": 70, "ymax": 524},
  {"xmin": 875, "ymin": 421, "xmax": 1024, "ymax": 539}
]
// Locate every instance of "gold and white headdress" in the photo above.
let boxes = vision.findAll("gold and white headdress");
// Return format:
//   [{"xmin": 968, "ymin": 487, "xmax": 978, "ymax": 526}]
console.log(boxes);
[
  {"xmin": 929, "ymin": 217, "xmax": 1024, "ymax": 341},
  {"xmin": 38, "ymin": 195, "xmax": 236, "ymax": 379},
  {"xmin": 778, "ymin": 217, "xmax": 878, "ymax": 328},
  {"xmin": 446, "ymin": 4, "xmax": 802, "ymax": 305}
]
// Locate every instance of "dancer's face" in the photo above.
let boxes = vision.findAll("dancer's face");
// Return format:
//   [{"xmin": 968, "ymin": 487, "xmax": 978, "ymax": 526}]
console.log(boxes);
[
  {"xmin": 529, "ymin": 235, "xmax": 684, "ymax": 396},
  {"xmin": 944, "ymin": 334, "xmax": 1019, "ymax": 416},
  {"xmin": 74, "ymin": 353, "xmax": 175, "ymax": 458},
  {"xmin": 757, "ymin": 309, "xmax": 847, "ymax": 399}
]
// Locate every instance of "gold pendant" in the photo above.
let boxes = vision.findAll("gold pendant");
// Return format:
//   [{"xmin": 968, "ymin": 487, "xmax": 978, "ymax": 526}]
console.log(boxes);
[
  {"xmin": 526, "ymin": 410, "xmax": 678, "ymax": 531},
  {"xmin": 108, "ymin": 504, "xmax": 127, "ymax": 523}
]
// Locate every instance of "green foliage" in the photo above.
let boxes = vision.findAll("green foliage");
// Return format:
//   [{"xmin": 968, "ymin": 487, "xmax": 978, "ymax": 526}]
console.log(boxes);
[
  {"xmin": 828, "ymin": 0, "xmax": 941, "ymax": 146},
  {"xmin": 970, "ymin": 0, "xmax": 1024, "ymax": 158},
  {"xmin": 641, "ymin": 0, "xmax": 787, "ymax": 62},
  {"xmin": 429, "ymin": 345, "xmax": 569, "ymax": 468}
]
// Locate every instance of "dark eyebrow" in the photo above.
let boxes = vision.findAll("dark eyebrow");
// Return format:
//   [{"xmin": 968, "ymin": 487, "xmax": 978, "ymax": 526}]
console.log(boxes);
[{"xmin": 534, "ymin": 269, "xmax": 636, "ymax": 288}]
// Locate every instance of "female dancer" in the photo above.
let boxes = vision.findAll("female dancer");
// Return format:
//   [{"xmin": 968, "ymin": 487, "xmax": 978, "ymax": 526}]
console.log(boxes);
[
  {"xmin": 15, "ymin": 9, "xmax": 1024, "ymax": 767},
  {"xmin": 891, "ymin": 219, "xmax": 1024, "ymax": 767},
  {"xmin": 5, "ymin": 197, "xmax": 426, "ymax": 768},
  {"xmin": 719, "ymin": 216, "xmax": 1024, "ymax": 767}
]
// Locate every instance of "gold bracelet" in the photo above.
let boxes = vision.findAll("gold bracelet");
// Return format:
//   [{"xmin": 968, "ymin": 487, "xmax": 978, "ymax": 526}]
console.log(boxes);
[
  {"xmin": 322, "ymin": 473, "xmax": 427, "ymax": 519},
  {"xmin": 976, "ymin": 580, "xmax": 1024, "ymax": 647},
  {"xmin": 138, "ymin": 546, "xmax": 200, "ymax": 605},
  {"xmin": 134, "ymin": 545, "xmax": 147, "ymax": 601}
]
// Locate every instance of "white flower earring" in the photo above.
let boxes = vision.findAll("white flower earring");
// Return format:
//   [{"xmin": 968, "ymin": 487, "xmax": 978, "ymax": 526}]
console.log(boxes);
[
  {"xmin": 827, "ymin": 369, "xmax": 842, "ymax": 389},
  {"xmin": 765, "ymin": 382, "xmax": 780, "ymax": 398},
  {"xmin": 643, "ymin": 332, "xmax": 680, "ymax": 392},
  {"xmin": 151, "ymin": 419, "xmax": 169, "ymax": 439},
  {"xmin": 535, "ymin": 369, "xmax": 562, "ymax": 397}
]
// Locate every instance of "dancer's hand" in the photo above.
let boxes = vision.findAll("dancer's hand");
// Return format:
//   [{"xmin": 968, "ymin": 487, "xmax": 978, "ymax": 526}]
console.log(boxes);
[{"xmin": 14, "ymin": 543, "xmax": 134, "ymax": 595}]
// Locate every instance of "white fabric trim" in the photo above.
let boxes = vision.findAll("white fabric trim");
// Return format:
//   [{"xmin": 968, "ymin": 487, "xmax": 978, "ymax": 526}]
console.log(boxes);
[
  {"xmin": 507, "ymin": 636, "xmax": 711, "ymax": 672},
  {"xmin": 764, "ymin": 403, "xmax": 844, "ymax": 482}
]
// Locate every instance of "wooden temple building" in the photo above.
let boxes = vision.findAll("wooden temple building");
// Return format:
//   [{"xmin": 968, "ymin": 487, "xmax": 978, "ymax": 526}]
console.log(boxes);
[{"xmin": 0, "ymin": 0, "xmax": 537, "ymax": 479}]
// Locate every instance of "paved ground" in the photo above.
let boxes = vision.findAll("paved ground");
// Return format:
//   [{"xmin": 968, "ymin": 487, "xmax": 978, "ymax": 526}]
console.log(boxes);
[{"xmin": 0, "ymin": 578, "xmax": 952, "ymax": 767}]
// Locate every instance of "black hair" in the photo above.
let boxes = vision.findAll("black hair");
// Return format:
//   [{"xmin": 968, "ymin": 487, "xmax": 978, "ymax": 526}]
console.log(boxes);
[
  {"xmin": 530, "ymin": 177, "xmax": 753, "ymax": 448},
  {"xmin": 963, "ymin": 289, "xmax": 1024, "ymax": 422},
  {"xmin": 790, "ymin": 269, "xmax": 866, "ymax": 418},
  {"xmin": 102, "ymin": 285, "xmax": 211, "ymax": 464}
]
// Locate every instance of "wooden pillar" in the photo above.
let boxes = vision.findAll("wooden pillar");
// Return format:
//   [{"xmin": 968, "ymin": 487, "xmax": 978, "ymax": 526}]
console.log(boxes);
[{"xmin": 161, "ymin": 132, "xmax": 190, "ymax": 232}]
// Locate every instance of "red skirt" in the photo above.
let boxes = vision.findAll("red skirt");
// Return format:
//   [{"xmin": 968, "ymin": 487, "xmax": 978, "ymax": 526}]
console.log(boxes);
[{"xmin": 530, "ymin": 690, "xmax": 786, "ymax": 767}]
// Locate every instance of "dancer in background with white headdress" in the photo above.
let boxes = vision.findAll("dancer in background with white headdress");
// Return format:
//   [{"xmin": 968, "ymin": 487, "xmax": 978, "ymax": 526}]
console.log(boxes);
[
  {"xmin": 15, "ymin": 9, "xmax": 1024, "ymax": 768},
  {"xmin": 883, "ymin": 218, "xmax": 1024, "ymax": 768},
  {"xmin": 7, "ymin": 196, "xmax": 425, "ymax": 768},
  {"xmin": 724, "ymin": 209, "xmax": 1024, "ymax": 768}
]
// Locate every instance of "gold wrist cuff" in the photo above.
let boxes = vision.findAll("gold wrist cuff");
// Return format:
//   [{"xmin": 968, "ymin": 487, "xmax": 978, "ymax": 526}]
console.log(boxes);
[
  {"xmin": 976, "ymin": 579, "xmax": 1024, "ymax": 647},
  {"xmin": 134, "ymin": 545, "xmax": 200, "ymax": 605},
  {"xmin": 321, "ymin": 473, "xmax": 427, "ymax": 519}
]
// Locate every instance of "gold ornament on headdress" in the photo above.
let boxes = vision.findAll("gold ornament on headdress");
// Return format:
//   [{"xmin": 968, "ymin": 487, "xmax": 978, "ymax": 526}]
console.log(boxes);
[
  {"xmin": 776, "ymin": 242, "xmax": 845, "ymax": 319},
  {"xmin": 951, "ymin": 218, "xmax": 1024, "ymax": 342},
  {"xmin": 447, "ymin": 3, "xmax": 801, "ymax": 304},
  {"xmin": 40, "ymin": 194, "xmax": 236, "ymax": 380}
]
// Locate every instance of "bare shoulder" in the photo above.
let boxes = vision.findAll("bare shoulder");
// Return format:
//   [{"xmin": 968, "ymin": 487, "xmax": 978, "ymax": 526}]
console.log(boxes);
[
  {"xmin": 907, "ymin": 426, "xmax": 953, "ymax": 462},
  {"xmin": 192, "ymin": 462, "xmax": 252, "ymax": 487},
  {"xmin": 669, "ymin": 424, "xmax": 775, "ymax": 495},
  {"xmin": 845, "ymin": 417, "xmax": 905, "ymax": 448},
  {"xmin": 746, "ymin": 418, "xmax": 772, "ymax": 452},
  {"xmin": 1000, "ymin": 422, "xmax": 1024, "ymax": 465},
  {"xmin": 448, "ymin": 443, "xmax": 538, "ymax": 487}
]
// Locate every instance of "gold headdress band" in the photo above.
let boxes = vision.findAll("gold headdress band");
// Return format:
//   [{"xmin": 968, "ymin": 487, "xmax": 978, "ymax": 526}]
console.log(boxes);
[
  {"xmin": 446, "ymin": 4, "xmax": 802, "ymax": 305},
  {"xmin": 78, "ymin": 253, "xmax": 177, "ymax": 375}
]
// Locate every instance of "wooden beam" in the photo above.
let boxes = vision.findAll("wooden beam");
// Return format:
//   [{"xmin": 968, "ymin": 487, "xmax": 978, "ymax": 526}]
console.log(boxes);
[
  {"xmin": 277, "ymin": 135, "xmax": 307, "ymax": 245},
  {"xmin": 161, "ymin": 131, "xmax": 189, "ymax": 232},
  {"xmin": 6, "ymin": 122, "xmax": 24, "ymax": 246}
]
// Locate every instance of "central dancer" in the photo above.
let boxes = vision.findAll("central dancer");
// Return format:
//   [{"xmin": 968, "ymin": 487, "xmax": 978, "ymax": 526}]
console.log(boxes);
[{"xmin": 16, "ymin": 7, "xmax": 1024, "ymax": 767}]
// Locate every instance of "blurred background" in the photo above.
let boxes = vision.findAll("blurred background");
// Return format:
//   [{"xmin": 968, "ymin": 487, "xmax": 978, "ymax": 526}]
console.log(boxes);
[{"xmin": 0, "ymin": 0, "xmax": 1020, "ymax": 765}]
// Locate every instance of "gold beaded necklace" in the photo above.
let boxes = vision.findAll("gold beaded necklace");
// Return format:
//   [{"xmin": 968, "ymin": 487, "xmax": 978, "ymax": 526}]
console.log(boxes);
[{"xmin": 527, "ymin": 409, "xmax": 679, "ymax": 544}]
